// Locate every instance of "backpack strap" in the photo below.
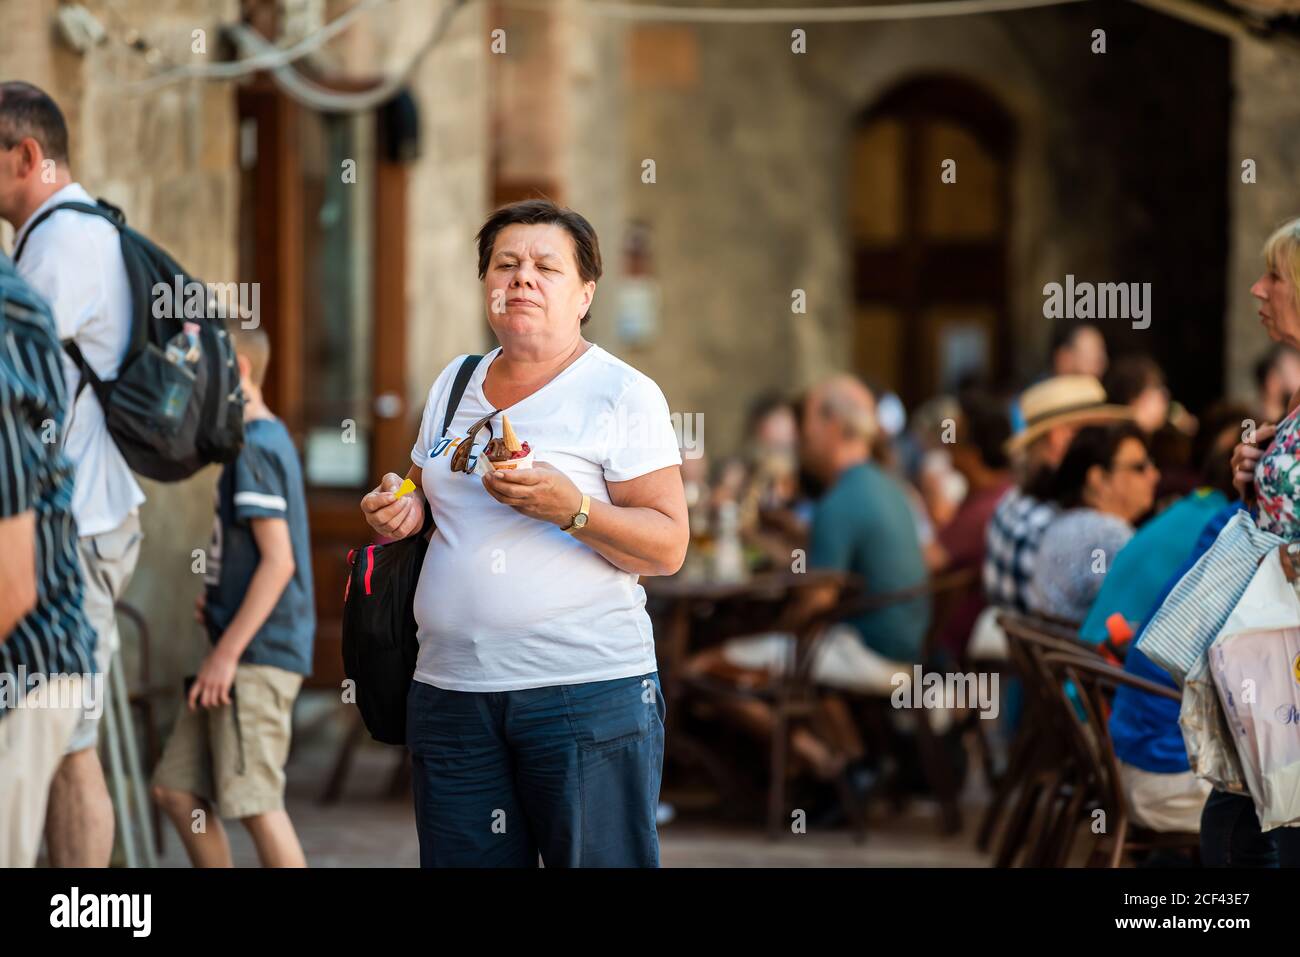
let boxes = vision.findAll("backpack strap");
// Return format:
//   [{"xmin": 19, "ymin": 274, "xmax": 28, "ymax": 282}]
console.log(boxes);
[
  {"xmin": 441, "ymin": 354, "xmax": 484, "ymax": 438},
  {"xmin": 421, "ymin": 354, "xmax": 483, "ymax": 535},
  {"xmin": 13, "ymin": 200, "xmax": 134, "ymax": 413},
  {"xmin": 12, "ymin": 200, "xmax": 124, "ymax": 264},
  {"xmin": 61, "ymin": 339, "xmax": 106, "ymax": 407}
]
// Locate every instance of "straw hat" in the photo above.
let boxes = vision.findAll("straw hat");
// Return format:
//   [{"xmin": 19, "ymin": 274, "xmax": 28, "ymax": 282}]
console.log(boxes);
[{"xmin": 1005, "ymin": 374, "xmax": 1133, "ymax": 453}]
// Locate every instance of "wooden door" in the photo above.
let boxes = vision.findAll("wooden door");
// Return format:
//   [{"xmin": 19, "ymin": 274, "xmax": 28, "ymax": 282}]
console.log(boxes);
[
  {"xmin": 237, "ymin": 81, "xmax": 411, "ymax": 689},
  {"xmin": 851, "ymin": 76, "xmax": 1014, "ymax": 406}
]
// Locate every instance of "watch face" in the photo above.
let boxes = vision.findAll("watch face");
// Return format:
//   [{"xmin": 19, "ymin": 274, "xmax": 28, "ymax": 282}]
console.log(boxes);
[{"xmin": 573, "ymin": 512, "xmax": 588, "ymax": 528}]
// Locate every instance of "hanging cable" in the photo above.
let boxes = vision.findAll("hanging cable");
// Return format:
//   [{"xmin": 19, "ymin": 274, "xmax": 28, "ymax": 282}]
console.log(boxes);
[
  {"xmin": 511, "ymin": 0, "xmax": 1091, "ymax": 22},
  {"xmin": 223, "ymin": 0, "xmax": 466, "ymax": 113},
  {"xmin": 118, "ymin": 0, "xmax": 392, "ymax": 94},
  {"xmin": 114, "ymin": 0, "xmax": 1094, "ymax": 100}
]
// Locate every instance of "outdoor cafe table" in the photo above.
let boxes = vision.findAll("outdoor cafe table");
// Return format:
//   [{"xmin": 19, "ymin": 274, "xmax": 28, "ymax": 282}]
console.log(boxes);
[{"xmin": 642, "ymin": 568, "xmax": 854, "ymax": 804}]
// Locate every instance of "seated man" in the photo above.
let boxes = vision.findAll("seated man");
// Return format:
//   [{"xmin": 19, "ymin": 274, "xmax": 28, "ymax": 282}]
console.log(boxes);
[
  {"xmin": 723, "ymin": 375, "xmax": 930, "ymax": 686},
  {"xmin": 688, "ymin": 375, "xmax": 930, "ymax": 781}
]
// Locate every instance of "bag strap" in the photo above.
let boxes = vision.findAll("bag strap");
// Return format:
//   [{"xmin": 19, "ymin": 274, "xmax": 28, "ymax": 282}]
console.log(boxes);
[
  {"xmin": 420, "ymin": 354, "xmax": 483, "ymax": 535},
  {"xmin": 12, "ymin": 200, "xmax": 124, "ymax": 264},
  {"xmin": 60, "ymin": 338, "xmax": 106, "ymax": 405},
  {"xmin": 14, "ymin": 200, "xmax": 131, "ymax": 420},
  {"xmin": 441, "ymin": 354, "xmax": 484, "ymax": 437}
]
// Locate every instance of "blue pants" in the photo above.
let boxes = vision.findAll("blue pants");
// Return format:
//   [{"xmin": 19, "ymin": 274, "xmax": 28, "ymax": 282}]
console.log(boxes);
[
  {"xmin": 1201, "ymin": 788, "xmax": 1300, "ymax": 867},
  {"xmin": 406, "ymin": 672, "xmax": 665, "ymax": 867}
]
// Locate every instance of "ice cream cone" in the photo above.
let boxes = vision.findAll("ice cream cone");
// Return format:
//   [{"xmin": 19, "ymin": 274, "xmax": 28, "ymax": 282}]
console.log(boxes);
[{"xmin": 501, "ymin": 414, "xmax": 522, "ymax": 452}]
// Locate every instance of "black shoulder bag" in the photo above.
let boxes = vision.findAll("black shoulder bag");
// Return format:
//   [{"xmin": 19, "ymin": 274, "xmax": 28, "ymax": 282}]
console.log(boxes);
[{"xmin": 340, "ymin": 354, "xmax": 482, "ymax": 746}]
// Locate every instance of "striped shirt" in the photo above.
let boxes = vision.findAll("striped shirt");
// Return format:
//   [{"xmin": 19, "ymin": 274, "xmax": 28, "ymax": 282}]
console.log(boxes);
[
  {"xmin": 982, "ymin": 486, "xmax": 1059, "ymax": 612},
  {"xmin": 0, "ymin": 254, "xmax": 95, "ymax": 717}
]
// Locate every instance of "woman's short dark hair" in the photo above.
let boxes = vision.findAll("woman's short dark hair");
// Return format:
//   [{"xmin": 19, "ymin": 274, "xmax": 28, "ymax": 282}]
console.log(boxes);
[
  {"xmin": 1103, "ymin": 354, "xmax": 1165, "ymax": 406},
  {"xmin": 475, "ymin": 200, "xmax": 603, "ymax": 325},
  {"xmin": 1049, "ymin": 422, "xmax": 1146, "ymax": 510},
  {"xmin": 957, "ymin": 390, "xmax": 1011, "ymax": 471}
]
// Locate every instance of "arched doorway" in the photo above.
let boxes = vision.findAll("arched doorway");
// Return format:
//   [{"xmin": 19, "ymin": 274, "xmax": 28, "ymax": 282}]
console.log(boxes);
[{"xmin": 850, "ymin": 75, "xmax": 1015, "ymax": 407}]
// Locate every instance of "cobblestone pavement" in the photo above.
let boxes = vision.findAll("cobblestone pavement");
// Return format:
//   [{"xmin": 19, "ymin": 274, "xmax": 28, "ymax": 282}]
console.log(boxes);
[{"xmin": 152, "ymin": 699, "xmax": 993, "ymax": 868}]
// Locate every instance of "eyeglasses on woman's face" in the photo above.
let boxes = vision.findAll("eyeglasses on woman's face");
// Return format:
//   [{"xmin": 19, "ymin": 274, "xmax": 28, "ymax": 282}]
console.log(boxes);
[{"xmin": 1110, "ymin": 456, "xmax": 1155, "ymax": 475}]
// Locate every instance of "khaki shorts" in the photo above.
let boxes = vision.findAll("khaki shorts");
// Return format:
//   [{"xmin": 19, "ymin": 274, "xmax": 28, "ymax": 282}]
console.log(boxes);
[
  {"xmin": 68, "ymin": 513, "xmax": 143, "ymax": 754},
  {"xmin": 0, "ymin": 676, "xmax": 86, "ymax": 866},
  {"xmin": 151, "ymin": 664, "xmax": 302, "ymax": 820}
]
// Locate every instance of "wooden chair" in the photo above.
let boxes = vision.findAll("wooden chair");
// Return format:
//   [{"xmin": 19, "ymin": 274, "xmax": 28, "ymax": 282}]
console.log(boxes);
[
  {"xmin": 918, "ymin": 566, "xmax": 998, "ymax": 832},
  {"xmin": 836, "ymin": 567, "xmax": 985, "ymax": 835},
  {"xmin": 1039, "ymin": 652, "xmax": 1200, "ymax": 867},
  {"xmin": 985, "ymin": 611, "xmax": 1097, "ymax": 867},
  {"xmin": 678, "ymin": 574, "xmax": 869, "ymax": 841},
  {"xmin": 973, "ymin": 610, "xmax": 1088, "ymax": 848},
  {"xmin": 791, "ymin": 567, "xmax": 983, "ymax": 837},
  {"xmin": 679, "ymin": 567, "xmax": 984, "ymax": 840}
]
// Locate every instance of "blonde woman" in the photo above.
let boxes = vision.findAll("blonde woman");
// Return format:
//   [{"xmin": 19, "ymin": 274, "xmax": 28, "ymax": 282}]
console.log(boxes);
[{"xmin": 1217, "ymin": 217, "xmax": 1300, "ymax": 866}]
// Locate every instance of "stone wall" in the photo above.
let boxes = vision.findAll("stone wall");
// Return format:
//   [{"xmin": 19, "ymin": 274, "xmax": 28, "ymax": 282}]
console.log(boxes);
[
  {"xmin": 567, "ymin": 0, "xmax": 1233, "ymax": 461},
  {"xmin": 400, "ymin": 0, "xmax": 491, "ymax": 413},
  {"xmin": 325, "ymin": 0, "xmax": 491, "ymax": 423},
  {"xmin": 1226, "ymin": 31, "xmax": 1300, "ymax": 405},
  {"xmin": 1, "ymin": 0, "xmax": 241, "ymax": 693}
]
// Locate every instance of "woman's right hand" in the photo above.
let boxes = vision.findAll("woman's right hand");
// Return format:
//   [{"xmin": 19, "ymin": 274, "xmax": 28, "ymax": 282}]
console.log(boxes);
[
  {"xmin": 360, "ymin": 472, "xmax": 424, "ymax": 539},
  {"xmin": 1232, "ymin": 423, "xmax": 1277, "ymax": 501}
]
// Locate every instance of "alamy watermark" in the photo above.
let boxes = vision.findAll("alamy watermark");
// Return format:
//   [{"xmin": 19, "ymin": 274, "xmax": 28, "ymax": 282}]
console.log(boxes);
[
  {"xmin": 595, "ymin": 405, "xmax": 705, "ymax": 460},
  {"xmin": 50, "ymin": 887, "xmax": 150, "ymax": 937},
  {"xmin": 1042, "ymin": 274, "xmax": 1150, "ymax": 330},
  {"xmin": 151, "ymin": 275, "xmax": 260, "ymax": 329},
  {"xmin": 0, "ymin": 667, "xmax": 104, "ymax": 719},
  {"xmin": 891, "ymin": 666, "xmax": 1000, "ymax": 720}
]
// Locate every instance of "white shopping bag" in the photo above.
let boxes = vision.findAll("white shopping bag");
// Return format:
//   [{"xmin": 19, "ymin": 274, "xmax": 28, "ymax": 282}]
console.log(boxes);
[
  {"xmin": 1180, "ymin": 652, "xmax": 1248, "ymax": 796},
  {"xmin": 1208, "ymin": 549, "xmax": 1300, "ymax": 831}
]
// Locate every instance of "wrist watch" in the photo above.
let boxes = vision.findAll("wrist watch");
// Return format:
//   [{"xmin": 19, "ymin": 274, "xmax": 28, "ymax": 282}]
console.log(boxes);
[{"xmin": 562, "ymin": 494, "xmax": 591, "ymax": 534}]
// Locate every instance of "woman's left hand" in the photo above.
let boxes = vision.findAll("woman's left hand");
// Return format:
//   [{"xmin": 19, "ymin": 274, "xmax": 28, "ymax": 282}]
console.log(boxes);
[{"xmin": 482, "ymin": 461, "xmax": 583, "ymax": 527}]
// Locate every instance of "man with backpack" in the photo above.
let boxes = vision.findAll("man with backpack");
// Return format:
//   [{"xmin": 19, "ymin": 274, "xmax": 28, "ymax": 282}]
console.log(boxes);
[{"xmin": 0, "ymin": 81, "xmax": 143, "ymax": 866}]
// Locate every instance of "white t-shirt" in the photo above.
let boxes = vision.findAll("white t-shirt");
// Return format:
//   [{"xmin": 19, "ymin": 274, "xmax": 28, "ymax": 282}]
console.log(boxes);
[
  {"xmin": 14, "ymin": 183, "xmax": 144, "ymax": 537},
  {"xmin": 410, "ymin": 344, "xmax": 682, "ymax": 692}
]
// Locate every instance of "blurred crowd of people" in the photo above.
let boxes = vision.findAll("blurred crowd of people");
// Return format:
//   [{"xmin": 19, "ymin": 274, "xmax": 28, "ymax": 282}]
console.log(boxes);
[{"xmin": 673, "ymin": 218, "xmax": 1300, "ymax": 861}]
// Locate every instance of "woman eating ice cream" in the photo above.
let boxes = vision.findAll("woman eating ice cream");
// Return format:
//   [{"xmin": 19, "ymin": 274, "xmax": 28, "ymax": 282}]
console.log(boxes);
[{"xmin": 359, "ymin": 200, "xmax": 688, "ymax": 868}]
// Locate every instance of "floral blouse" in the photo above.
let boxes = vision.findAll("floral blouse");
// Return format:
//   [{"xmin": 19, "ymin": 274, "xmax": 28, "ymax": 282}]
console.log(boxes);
[{"xmin": 1256, "ymin": 405, "xmax": 1300, "ymax": 538}]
